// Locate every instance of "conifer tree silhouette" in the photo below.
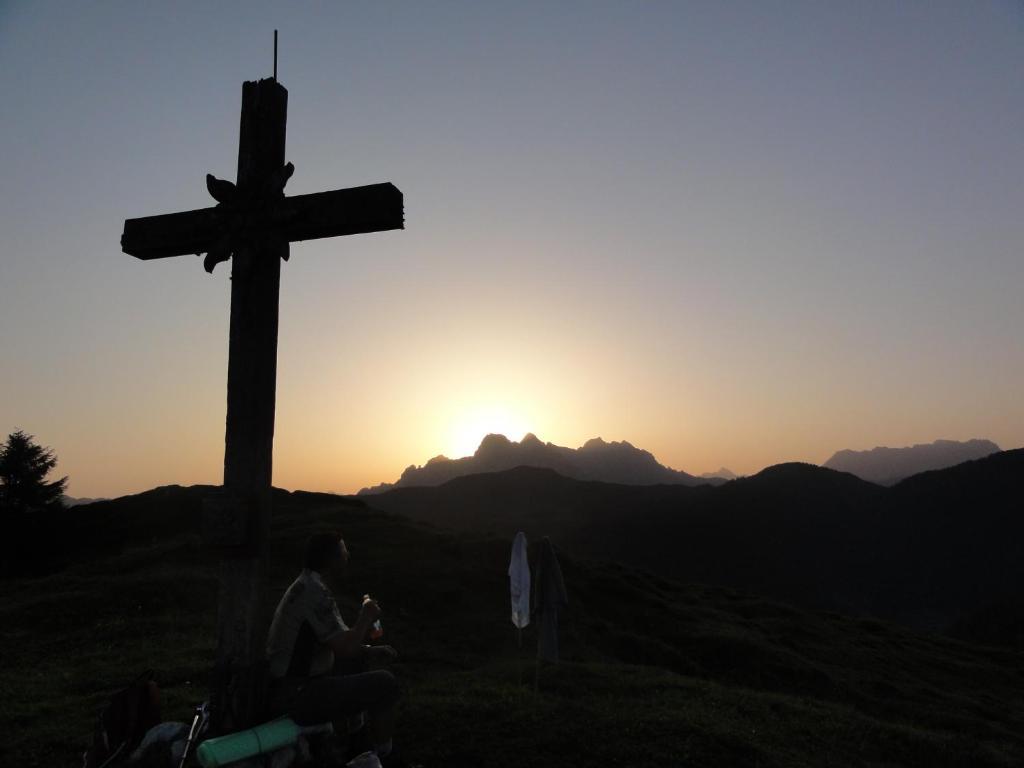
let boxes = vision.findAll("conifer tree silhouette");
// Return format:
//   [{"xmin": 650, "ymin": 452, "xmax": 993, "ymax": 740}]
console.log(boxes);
[{"xmin": 0, "ymin": 430, "xmax": 67, "ymax": 514}]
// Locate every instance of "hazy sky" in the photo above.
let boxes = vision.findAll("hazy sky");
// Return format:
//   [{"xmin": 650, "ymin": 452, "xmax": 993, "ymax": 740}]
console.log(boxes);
[{"xmin": 2, "ymin": 2, "xmax": 1022, "ymax": 497}]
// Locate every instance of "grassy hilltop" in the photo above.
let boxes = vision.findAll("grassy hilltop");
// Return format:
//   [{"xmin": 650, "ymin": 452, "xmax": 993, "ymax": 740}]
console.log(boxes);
[{"xmin": 2, "ymin": 486, "xmax": 1023, "ymax": 767}]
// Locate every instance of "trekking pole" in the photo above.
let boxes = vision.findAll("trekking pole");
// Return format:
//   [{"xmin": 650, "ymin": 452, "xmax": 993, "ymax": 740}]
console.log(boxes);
[{"xmin": 178, "ymin": 701, "xmax": 210, "ymax": 768}]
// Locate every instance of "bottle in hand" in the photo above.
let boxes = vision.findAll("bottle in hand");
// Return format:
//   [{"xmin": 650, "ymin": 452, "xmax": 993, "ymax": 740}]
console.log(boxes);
[{"xmin": 363, "ymin": 594, "xmax": 384, "ymax": 640}]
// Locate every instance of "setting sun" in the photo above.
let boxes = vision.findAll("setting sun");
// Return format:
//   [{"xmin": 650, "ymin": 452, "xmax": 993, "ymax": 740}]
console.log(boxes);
[{"xmin": 444, "ymin": 404, "xmax": 533, "ymax": 459}]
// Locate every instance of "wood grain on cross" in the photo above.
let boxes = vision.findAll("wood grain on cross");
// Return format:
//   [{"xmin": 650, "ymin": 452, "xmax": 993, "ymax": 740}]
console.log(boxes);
[{"xmin": 121, "ymin": 77, "xmax": 403, "ymax": 729}]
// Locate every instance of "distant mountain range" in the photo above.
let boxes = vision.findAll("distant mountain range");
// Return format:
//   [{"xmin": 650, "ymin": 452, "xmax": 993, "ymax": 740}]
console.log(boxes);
[
  {"xmin": 361, "ymin": 449, "xmax": 1024, "ymax": 641},
  {"xmin": 700, "ymin": 467, "xmax": 740, "ymax": 480},
  {"xmin": 823, "ymin": 438, "xmax": 1000, "ymax": 485},
  {"xmin": 360, "ymin": 434, "xmax": 1002, "ymax": 495},
  {"xmin": 63, "ymin": 496, "xmax": 107, "ymax": 507},
  {"xmin": 358, "ymin": 433, "xmax": 711, "ymax": 494}
]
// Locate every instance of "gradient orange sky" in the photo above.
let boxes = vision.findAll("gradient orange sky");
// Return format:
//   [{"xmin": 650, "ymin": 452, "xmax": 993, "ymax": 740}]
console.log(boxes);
[{"xmin": 2, "ymin": 3, "xmax": 1022, "ymax": 497}]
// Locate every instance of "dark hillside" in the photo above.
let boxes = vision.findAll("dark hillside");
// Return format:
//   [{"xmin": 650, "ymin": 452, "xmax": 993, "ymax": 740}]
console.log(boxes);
[
  {"xmin": 364, "ymin": 464, "xmax": 887, "ymax": 616},
  {"xmin": 872, "ymin": 449, "xmax": 1024, "ymax": 630},
  {"xmin": 365, "ymin": 451, "xmax": 1024, "ymax": 636},
  {"xmin": 3, "ymin": 485, "xmax": 1023, "ymax": 766},
  {"xmin": 0, "ymin": 485, "xmax": 366, "ymax": 578}
]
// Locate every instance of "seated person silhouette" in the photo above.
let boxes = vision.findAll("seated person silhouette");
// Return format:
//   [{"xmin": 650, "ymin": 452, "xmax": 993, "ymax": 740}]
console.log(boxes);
[{"xmin": 266, "ymin": 532, "xmax": 400, "ymax": 761}]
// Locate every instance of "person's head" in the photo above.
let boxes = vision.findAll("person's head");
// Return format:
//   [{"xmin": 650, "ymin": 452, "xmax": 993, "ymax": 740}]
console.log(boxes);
[{"xmin": 304, "ymin": 532, "xmax": 349, "ymax": 577}]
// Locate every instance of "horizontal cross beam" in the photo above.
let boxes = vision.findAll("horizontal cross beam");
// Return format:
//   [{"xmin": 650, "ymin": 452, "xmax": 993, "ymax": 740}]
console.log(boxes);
[{"xmin": 121, "ymin": 182, "xmax": 404, "ymax": 260}]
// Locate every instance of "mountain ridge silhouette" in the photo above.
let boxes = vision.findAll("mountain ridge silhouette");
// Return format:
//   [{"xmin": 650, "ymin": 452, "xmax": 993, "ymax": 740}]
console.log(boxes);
[
  {"xmin": 358, "ymin": 432, "xmax": 710, "ymax": 494},
  {"xmin": 823, "ymin": 437, "xmax": 999, "ymax": 485}
]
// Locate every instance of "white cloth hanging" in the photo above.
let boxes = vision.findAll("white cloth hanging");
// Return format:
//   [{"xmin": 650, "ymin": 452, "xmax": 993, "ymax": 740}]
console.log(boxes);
[{"xmin": 509, "ymin": 531, "xmax": 531, "ymax": 629}]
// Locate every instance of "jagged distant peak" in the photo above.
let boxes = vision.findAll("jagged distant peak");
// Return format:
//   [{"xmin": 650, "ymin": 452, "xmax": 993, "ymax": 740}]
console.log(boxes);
[
  {"xmin": 700, "ymin": 467, "xmax": 739, "ymax": 480},
  {"xmin": 475, "ymin": 433, "xmax": 514, "ymax": 454},
  {"xmin": 581, "ymin": 436, "xmax": 637, "ymax": 451}
]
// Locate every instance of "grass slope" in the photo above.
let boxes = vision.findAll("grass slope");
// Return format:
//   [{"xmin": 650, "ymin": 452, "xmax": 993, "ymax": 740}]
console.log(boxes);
[{"xmin": 2, "ymin": 486, "xmax": 1023, "ymax": 767}]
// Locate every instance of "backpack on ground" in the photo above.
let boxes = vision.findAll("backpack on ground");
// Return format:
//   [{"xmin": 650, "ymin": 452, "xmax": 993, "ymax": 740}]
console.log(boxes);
[{"xmin": 83, "ymin": 670, "xmax": 162, "ymax": 768}]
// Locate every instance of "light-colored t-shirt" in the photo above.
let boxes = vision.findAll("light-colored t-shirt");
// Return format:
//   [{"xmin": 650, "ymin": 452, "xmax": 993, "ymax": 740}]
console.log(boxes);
[{"xmin": 266, "ymin": 568, "xmax": 349, "ymax": 679}]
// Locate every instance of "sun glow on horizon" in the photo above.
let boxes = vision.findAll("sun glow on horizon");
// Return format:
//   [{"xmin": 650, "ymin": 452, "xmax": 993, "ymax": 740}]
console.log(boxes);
[{"xmin": 444, "ymin": 404, "xmax": 534, "ymax": 460}]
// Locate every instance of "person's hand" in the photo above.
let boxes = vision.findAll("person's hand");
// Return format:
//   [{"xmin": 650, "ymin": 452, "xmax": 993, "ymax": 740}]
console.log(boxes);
[{"xmin": 360, "ymin": 596, "xmax": 382, "ymax": 623}]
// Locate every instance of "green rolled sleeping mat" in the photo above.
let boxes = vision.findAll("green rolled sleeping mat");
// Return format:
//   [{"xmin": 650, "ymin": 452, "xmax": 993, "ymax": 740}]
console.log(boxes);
[{"xmin": 196, "ymin": 717, "xmax": 300, "ymax": 767}]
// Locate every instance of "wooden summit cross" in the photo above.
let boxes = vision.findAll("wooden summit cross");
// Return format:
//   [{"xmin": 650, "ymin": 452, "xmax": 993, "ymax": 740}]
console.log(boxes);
[{"xmin": 121, "ymin": 73, "xmax": 403, "ymax": 728}]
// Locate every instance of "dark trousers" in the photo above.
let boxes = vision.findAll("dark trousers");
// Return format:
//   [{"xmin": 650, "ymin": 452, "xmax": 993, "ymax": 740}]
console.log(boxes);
[{"xmin": 269, "ymin": 656, "xmax": 400, "ymax": 727}]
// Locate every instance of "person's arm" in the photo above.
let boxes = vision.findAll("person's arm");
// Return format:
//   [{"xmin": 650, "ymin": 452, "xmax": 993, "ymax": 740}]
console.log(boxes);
[{"xmin": 326, "ymin": 598, "xmax": 380, "ymax": 659}]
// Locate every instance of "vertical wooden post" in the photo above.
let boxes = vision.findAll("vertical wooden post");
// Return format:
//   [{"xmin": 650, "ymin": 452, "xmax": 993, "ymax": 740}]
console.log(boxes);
[{"xmin": 214, "ymin": 78, "xmax": 288, "ymax": 731}]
